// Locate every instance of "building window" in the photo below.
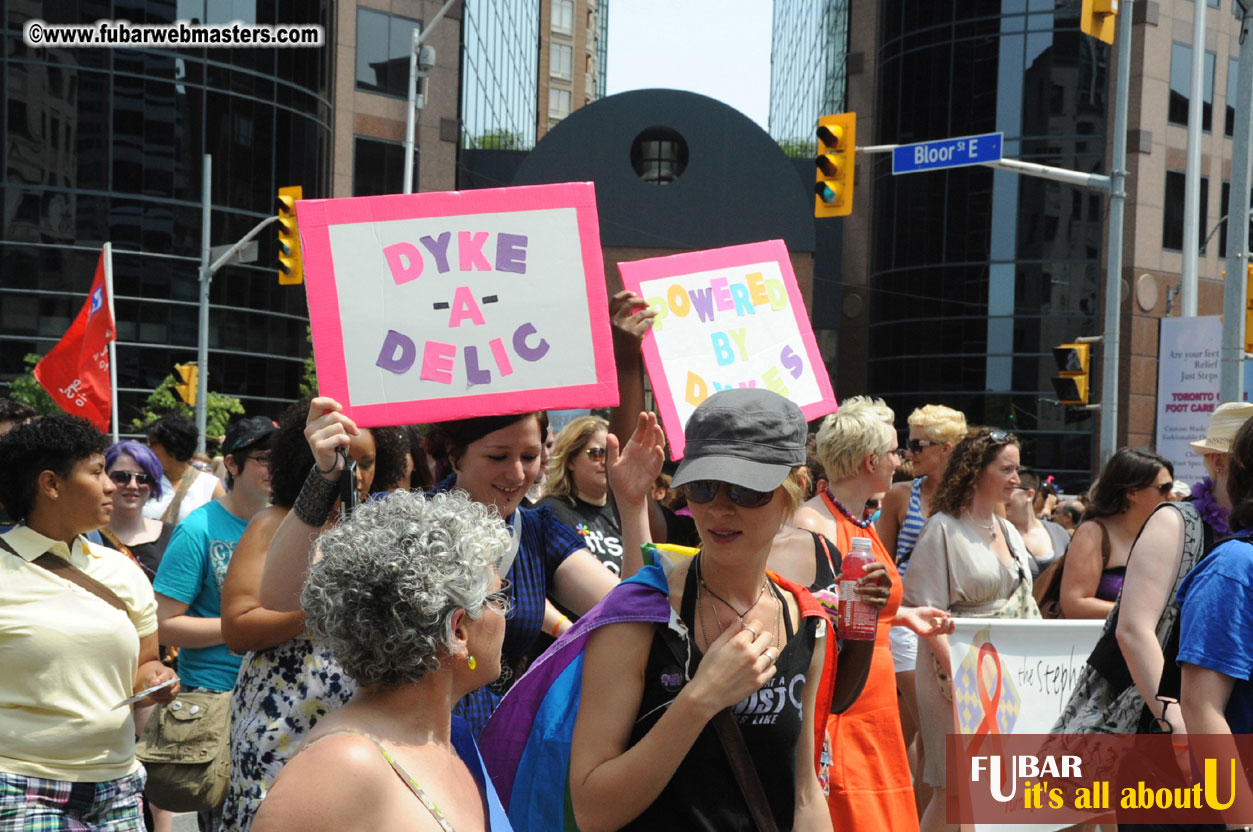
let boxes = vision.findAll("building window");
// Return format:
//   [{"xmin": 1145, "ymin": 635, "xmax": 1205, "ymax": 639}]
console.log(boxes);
[
  {"xmin": 1163, "ymin": 170, "xmax": 1209, "ymax": 251},
  {"xmin": 356, "ymin": 9, "xmax": 421, "ymax": 97},
  {"xmin": 549, "ymin": 88, "xmax": 571, "ymax": 120},
  {"xmin": 552, "ymin": 0, "xmax": 574, "ymax": 35},
  {"xmin": 1169, "ymin": 42, "xmax": 1216, "ymax": 131},
  {"xmin": 1227, "ymin": 56, "xmax": 1240, "ymax": 137},
  {"xmin": 353, "ymin": 136, "xmax": 415, "ymax": 196},
  {"xmin": 551, "ymin": 43, "xmax": 573, "ymax": 81},
  {"xmin": 630, "ymin": 126, "xmax": 689, "ymax": 185}
]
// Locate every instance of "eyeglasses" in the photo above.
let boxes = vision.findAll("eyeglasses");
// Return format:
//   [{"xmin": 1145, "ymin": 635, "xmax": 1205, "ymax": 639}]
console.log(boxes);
[
  {"xmin": 582, "ymin": 447, "xmax": 607, "ymax": 461},
  {"xmin": 246, "ymin": 453, "xmax": 272, "ymax": 467},
  {"xmin": 108, "ymin": 470, "xmax": 153, "ymax": 486},
  {"xmin": 484, "ymin": 578, "xmax": 512, "ymax": 615},
  {"xmin": 681, "ymin": 480, "xmax": 775, "ymax": 508},
  {"xmin": 906, "ymin": 438, "xmax": 937, "ymax": 454},
  {"xmin": 988, "ymin": 429, "xmax": 1015, "ymax": 444},
  {"xmin": 887, "ymin": 448, "xmax": 909, "ymax": 460}
]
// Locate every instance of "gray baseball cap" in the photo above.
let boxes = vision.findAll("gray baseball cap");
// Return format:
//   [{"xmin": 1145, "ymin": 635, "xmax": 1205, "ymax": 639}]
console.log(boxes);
[{"xmin": 670, "ymin": 389, "xmax": 808, "ymax": 492}]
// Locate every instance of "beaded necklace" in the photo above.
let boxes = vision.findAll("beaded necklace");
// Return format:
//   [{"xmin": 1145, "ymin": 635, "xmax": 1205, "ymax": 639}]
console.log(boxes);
[{"xmin": 824, "ymin": 485, "xmax": 872, "ymax": 529}]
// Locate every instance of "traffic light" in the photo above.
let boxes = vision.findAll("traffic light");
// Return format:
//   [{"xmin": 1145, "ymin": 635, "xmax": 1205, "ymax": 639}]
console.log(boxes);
[
  {"xmin": 277, "ymin": 185, "xmax": 303, "ymax": 286},
  {"xmin": 1245, "ymin": 263, "xmax": 1253, "ymax": 354},
  {"xmin": 1051, "ymin": 343, "xmax": 1090, "ymax": 406},
  {"xmin": 1080, "ymin": 0, "xmax": 1117, "ymax": 45},
  {"xmin": 174, "ymin": 363, "xmax": 198, "ymax": 406},
  {"xmin": 814, "ymin": 113, "xmax": 856, "ymax": 218}
]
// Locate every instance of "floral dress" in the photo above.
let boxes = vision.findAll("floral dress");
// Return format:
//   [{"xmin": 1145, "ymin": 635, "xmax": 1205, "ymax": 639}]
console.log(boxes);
[{"xmin": 218, "ymin": 636, "xmax": 355, "ymax": 832}]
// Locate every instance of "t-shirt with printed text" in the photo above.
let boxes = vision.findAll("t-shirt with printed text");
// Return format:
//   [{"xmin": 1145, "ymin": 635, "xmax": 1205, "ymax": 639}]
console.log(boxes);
[{"xmin": 537, "ymin": 495, "xmax": 623, "ymax": 575}]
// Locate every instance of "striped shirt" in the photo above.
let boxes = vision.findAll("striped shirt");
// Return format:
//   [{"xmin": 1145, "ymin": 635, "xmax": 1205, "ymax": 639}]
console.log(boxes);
[{"xmin": 895, "ymin": 477, "xmax": 927, "ymax": 576}]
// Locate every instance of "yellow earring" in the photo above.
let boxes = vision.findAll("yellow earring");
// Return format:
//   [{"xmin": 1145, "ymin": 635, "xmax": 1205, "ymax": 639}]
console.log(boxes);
[{"xmin": 467, "ymin": 654, "xmax": 476, "ymax": 671}]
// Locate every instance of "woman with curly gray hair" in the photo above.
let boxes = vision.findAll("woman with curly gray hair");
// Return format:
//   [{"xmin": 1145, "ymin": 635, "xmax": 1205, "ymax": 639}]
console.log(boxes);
[{"xmin": 252, "ymin": 490, "xmax": 514, "ymax": 832}]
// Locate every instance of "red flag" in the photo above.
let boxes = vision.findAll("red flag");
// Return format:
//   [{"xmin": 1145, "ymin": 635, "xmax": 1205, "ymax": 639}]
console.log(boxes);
[{"xmin": 34, "ymin": 248, "xmax": 116, "ymax": 431}]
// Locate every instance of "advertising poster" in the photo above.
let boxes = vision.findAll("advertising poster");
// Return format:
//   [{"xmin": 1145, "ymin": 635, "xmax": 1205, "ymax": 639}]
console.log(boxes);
[{"xmin": 1155, "ymin": 316, "xmax": 1220, "ymax": 483}]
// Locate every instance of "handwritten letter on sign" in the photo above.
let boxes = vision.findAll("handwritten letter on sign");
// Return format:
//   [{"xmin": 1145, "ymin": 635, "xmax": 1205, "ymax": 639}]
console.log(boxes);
[
  {"xmin": 619, "ymin": 240, "xmax": 836, "ymax": 458},
  {"xmin": 297, "ymin": 183, "xmax": 618, "ymax": 426}
]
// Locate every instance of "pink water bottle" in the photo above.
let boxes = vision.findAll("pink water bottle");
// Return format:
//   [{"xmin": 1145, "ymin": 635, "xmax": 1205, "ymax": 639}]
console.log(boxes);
[{"xmin": 838, "ymin": 537, "xmax": 878, "ymax": 640}]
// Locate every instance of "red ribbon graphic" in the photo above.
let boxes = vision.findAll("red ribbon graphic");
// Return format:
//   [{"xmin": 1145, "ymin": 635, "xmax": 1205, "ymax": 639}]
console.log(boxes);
[{"xmin": 969, "ymin": 641, "xmax": 1003, "ymax": 758}]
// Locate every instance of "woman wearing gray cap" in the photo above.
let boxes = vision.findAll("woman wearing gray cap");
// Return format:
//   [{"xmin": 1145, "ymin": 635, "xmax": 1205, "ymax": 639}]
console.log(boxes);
[{"xmin": 569, "ymin": 388, "xmax": 859, "ymax": 832}]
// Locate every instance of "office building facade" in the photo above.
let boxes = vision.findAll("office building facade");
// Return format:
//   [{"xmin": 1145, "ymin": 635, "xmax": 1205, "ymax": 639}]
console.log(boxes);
[
  {"xmin": 1, "ymin": 0, "xmax": 332, "ymax": 427},
  {"xmin": 461, "ymin": 0, "xmax": 540, "ymax": 151},
  {"xmin": 538, "ymin": 0, "xmax": 605, "ymax": 141},
  {"xmin": 778, "ymin": 0, "xmax": 1251, "ymax": 489},
  {"xmin": 332, "ymin": 1, "xmax": 463, "ymax": 197},
  {"xmin": 768, "ymin": 0, "xmax": 849, "ymax": 158}
]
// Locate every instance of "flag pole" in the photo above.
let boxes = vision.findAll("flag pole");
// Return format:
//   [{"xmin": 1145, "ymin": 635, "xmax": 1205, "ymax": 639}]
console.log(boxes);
[{"xmin": 104, "ymin": 243, "xmax": 118, "ymax": 444}]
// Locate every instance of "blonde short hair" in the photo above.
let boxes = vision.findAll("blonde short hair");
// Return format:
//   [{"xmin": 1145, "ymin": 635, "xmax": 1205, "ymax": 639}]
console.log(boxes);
[
  {"xmin": 815, "ymin": 396, "xmax": 896, "ymax": 483},
  {"xmin": 780, "ymin": 466, "xmax": 809, "ymax": 514},
  {"xmin": 907, "ymin": 404, "xmax": 967, "ymax": 446}
]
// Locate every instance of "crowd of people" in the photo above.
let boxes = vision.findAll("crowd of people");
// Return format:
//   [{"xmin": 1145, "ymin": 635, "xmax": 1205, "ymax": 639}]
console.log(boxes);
[{"xmin": 4, "ymin": 301, "xmax": 1253, "ymax": 831}]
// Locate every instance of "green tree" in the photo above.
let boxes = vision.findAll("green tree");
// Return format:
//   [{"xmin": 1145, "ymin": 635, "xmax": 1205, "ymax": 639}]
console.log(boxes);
[
  {"xmin": 130, "ymin": 371, "xmax": 245, "ymax": 445},
  {"xmin": 7, "ymin": 354, "xmax": 58, "ymax": 414},
  {"xmin": 473, "ymin": 130, "xmax": 524, "ymax": 150},
  {"xmin": 777, "ymin": 138, "xmax": 816, "ymax": 159},
  {"xmin": 300, "ymin": 325, "xmax": 318, "ymax": 396}
]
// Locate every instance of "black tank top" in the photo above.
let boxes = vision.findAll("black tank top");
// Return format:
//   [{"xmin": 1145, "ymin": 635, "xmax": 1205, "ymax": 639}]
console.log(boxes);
[{"xmin": 623, "ymin": 559, "xmax": 819, "ymax": 831}]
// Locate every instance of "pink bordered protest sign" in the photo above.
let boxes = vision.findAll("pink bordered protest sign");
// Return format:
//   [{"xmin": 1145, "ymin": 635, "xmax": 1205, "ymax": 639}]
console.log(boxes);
[
  {"xmin": 618, "ymin": 240, "xmax": 836, "ymax": 458},
  {"xmin": 296, "ymin": 182, "xmax": 618, "ymax": 427}
]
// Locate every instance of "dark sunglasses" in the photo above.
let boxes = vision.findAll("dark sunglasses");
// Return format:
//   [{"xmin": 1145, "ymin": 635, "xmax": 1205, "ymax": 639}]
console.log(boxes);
[
  {"xmin": 108, "ymin": 470, "xmax": 153, "ymax": 486},
  {"xmin": 988, "ymin": 429, "xmax": 1015, "ymax": 444},
  {"xmin": 681, "ymin": 480, "xmax": 774, "ymax": 508},
  {"xmin": 906, "ymin": 438, "xmax": 936, "ymax": 454},
  {"xmin": 583, "ymin": 446, "xmax": 607, "ymax": 460},
  {"xmin": 1147, "ymin": 481, "xmax": 1173, "ymax": 496}
]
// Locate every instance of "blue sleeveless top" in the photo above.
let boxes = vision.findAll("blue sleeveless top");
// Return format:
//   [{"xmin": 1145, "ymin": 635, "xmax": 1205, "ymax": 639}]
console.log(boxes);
[{"xmin": 895, "ymin": 477, "xmax": 926, "ymax": 576}]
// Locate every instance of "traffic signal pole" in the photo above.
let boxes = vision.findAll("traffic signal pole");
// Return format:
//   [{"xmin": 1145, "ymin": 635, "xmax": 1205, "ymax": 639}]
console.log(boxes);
[
  {"xmin": 1220, "ymin": 4, "xmax": 1253, "ymax": 404},
  {"xmin": 195, "ymin": 153, "xmax": 282, "ymax": 452},
  {"xmin": 1101, "ymin": 0, "xmax": 1133, "ymax": 466},
  {"xmin": 196, "ymin": 154, "xmax": 211, "ymax": 454}
]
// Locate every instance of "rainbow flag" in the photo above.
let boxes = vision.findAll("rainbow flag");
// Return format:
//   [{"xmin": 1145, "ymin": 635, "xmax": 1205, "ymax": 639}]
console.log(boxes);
[
  {"xmin": 479, "ymin": 563, "xmax": 837, "ymax": 830},
  {"xmin": 479, "ymin": 566, "xmax": 674, "ymax": 830}
]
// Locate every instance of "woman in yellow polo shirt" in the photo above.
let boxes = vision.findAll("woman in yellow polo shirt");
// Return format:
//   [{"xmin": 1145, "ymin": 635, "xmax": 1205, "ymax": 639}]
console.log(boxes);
[{"xmin": 0, "ymin": 414, "xmax": 179, "ymax": 830}]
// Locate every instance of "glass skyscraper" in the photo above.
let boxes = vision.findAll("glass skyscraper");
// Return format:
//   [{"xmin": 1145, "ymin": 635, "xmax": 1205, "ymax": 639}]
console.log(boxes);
[
  {"xmin": 869, "ymin": 0, "xmax": 1107, "ymax": 485},
  {"xmin": 1, "ymin": 0, "xmax": 332, "ymax": 426},
  {"xmin": 461, "ymin": 0, "xmax": 539, "ymax": 150},
  {"xmin": 768, "ymin": 0, "xmax": 848, "ymax": 157},
  {"xmin": 768, "ymin": 0, "xmax": 1107, "ymax": 486}
]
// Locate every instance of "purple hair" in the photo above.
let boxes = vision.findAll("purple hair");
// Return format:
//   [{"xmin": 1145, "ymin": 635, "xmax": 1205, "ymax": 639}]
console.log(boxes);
[{"xmin": 105, "ymin": 440, "xmax": 165, "ymax": 500}]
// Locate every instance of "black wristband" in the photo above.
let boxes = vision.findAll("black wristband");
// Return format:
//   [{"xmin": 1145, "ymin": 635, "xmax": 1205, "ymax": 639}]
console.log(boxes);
[{"xmin": 293, "ymin": 465, "xmax": 339, "ymax": 527}]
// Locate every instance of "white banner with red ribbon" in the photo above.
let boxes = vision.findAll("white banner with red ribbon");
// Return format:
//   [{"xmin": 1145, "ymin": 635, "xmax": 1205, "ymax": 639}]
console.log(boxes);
[{"xmin": 946, "ymin": 618, "xmax": 1103, "ymax": 832}]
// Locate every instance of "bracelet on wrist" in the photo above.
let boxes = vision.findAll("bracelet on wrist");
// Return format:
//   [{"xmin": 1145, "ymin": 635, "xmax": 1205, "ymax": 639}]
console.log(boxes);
[
  {"xmin": 293, "ymin": 465, "xmax": 339, "ymax": 527},
  {"xmin": 550, "ymin": 615, "xmax": 570, "ymax": 638}
]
